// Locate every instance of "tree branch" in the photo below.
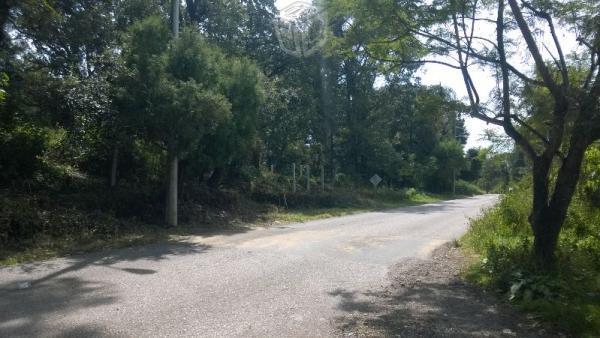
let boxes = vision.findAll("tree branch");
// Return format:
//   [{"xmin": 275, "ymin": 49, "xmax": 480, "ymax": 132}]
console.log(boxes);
[
  {"xmin": 511, "ymin": 115, "xmax": 548, "ymax": 143},
  {"xmin": 507, "ymin": 0, "xmax": 559, "ymax": 95},
  {"xmin": 498, "ymin": 0, "xmax": 537, "ymax": 159},
  {"xmin": 583, "ymin": 51, "xmax": 598, "ymax": 90},
  {"xmin": 510, "ymin": 114, "xmax": 566, "ymax": 160},
  {"xmin": 522, "ymin": 1, "xmax": 569, "ymax": 86},
  {"xmin": 412, "ymin": 27, "xmax": 545, "ymax": 85},
  {"xmin": 364, "ymin": 50, "xmax": 463, "ymax": 70},
  {"xmin": 509, "ymin": 0, "xmax": 569, "ymax": 163}
]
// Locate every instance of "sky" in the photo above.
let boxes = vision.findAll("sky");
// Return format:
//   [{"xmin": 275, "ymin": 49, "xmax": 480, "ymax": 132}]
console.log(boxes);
[{"xmin": 274, "ymin": 0, "xmax": 580, "ymax": 150}]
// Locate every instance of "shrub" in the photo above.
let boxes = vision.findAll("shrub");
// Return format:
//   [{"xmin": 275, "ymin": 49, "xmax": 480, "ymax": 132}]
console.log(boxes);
[
  {"xmin": 0, "ymin": 127, "xmax": 45, "ymax": 185},
  {"xmin": 463, "ymin": 180, "xmax": 600, "ymax": 336},
  {"xmin": 0, "ymin": 194, "xmax": 42, "ymax": 246},
  {"xmin": 455, "ymin": 180, "xmax": 484, "ymax": 196}
]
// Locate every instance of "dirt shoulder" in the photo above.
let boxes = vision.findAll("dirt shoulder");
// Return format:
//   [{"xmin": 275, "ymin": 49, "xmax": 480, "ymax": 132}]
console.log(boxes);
[{"xmin": 333, "ymin": 243, "xmax": 562, "ymax": 337}]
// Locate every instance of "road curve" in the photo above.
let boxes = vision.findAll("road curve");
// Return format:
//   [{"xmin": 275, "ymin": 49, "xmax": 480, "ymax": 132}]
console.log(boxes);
[{"xmin": 0, "ymin": 195, "xmax": 498, "ymax": 337}]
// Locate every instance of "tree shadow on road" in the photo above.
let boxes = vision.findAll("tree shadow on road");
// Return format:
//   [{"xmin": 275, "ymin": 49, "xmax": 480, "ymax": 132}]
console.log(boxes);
[
  {"xmin": 381, "ymin": 198, "xmax": 481, "ymax": 215},
  {"xmin": 0, "ymin": 276, "xmax": 117, "ymax": 337},
  {"xmin": 330, "ymin": 245, "xmax": 556, "ymax": 337},
  {"xmin": 330, "ymin": 281, "xmax": 553, "ymax": 337},
  {"xmin": 1, "ymin": 241, "xmax": 211, "ymax": 276},
  {"xmin": 0, "ymin": 241, "xmax": 211, "ymax": 336}
]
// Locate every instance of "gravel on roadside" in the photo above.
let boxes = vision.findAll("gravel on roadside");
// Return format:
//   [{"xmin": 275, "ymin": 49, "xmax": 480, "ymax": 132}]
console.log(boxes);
[{"xmin": 333, "ymin": 243, "xmax": 562, "ymax": 337}]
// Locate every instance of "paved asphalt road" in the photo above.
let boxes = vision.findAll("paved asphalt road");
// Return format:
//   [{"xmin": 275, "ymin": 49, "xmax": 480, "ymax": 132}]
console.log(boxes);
[{"xmin": 0, "ymin": 195, "xmax": 498, "ymax": 337}]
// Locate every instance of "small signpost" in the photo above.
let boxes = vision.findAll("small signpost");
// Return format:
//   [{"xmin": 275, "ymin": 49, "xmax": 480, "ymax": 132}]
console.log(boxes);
[{"xmin": 370, "ymin": 174, "xmax": 383, "ymax": 188}]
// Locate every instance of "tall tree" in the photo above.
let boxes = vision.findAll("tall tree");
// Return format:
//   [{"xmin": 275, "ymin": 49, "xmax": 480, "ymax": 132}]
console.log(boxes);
[{"xmin": 121, "ymin": 16, "xmax": 231, "ymax": 227}]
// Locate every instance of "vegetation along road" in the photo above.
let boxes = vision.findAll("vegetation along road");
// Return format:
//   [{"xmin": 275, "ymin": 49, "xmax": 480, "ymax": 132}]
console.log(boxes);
[{"xmin": 0, "ymin": 195, "xmax": 499, "ymax": 337}]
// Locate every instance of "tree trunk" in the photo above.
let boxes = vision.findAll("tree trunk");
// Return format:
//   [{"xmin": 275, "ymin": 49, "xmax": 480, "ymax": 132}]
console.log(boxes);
[
  {"xmin": 165, "ymin": 152, "xmax": 178, "ymax": 227},
  {"xmin": 532, "ymin": 216, "xmax": 561, "ymax": 268},
  {"xmin": 110, "ymin": 146, "xmax": 119, "ymax": 188},
  {"xmin": 207, "ymin": 167, "xmax": 223, "ymax": 188},
  {"xmin": 528, "ymin": 156, "xmax": 556, "ymax": 268},
  {"xmin": 529, "ymin": 133, "xmax": 589, "ymax": 269}
]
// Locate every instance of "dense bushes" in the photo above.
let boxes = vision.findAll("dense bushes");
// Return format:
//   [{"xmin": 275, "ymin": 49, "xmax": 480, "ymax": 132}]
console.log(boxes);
[
  {"xmin": 0, "ymin": 127, "xmax": 45, "ymax": 185},
  {"xmin": 454, "ymin": 180, "xmax": 484, "ymax": 196},
  {"xmin": 462, "ymin": 180, "xmax": 600, "ymax": 335},
  {"xmin": 0, "ymin": 187, "xmax": 155, "ymax": 250},
  {"xmin": 0, "ymin": 164, "xmax": 439, "ymax": 261}
]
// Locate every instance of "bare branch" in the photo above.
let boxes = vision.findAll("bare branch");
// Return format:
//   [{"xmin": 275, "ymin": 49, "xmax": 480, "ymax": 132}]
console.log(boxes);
[
  {"xmin": 542, "ymin": 42, "xmax": 562, "ymax": 72},
  {"xmin": 364, "ymin": 50, "xmax": 463, "ymax": 70},
  {"xmin": 466, "ymin": 66, "xmax": 481, "ymax": 107},
  {"xmin": 470, "ymin": 110, "xmax": 505, "ymax": 126},
  {"xmin": 507, "ymin": 0, "xmax": 559, "ymax": 95},
  {"xmin": 577, "ymin": 37, "xmax": 598, "ymax": 53},
  {"xmin": 499, "ymin": 0, "xmax": 538, "ymax": 159},
  {"xmin": 509, "ymin": 0, "xmax": 570, "ymax": 163},
  {"xmin": 451, "ymin": 2, "xmax": 478, "ymax": 110},
  {"xmin": 511, "ymin": 115, "xmax": 548, "ymax": 143},
  {"xmin": 510, "ymin": 114, "xmax": 567, "ymax": 160},
  {"xmin": 460, "ymin": 36, "xmax": 499, "ymax": 49},
  {"xmin": 522, "ymin": 1, "xmax": 569, "ymax": 86},
  {"xmin": 413, "ymin": 27, "xmax": 545, "ymax": 85}
]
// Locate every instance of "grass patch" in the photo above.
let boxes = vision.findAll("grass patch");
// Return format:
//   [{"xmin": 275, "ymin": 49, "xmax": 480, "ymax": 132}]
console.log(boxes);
[
  {"xmin": 461, "ymin": 181, "xmax": 600, "ymax": 337},
  {"xmin": 264, "ymin": 191, "xmax": 441, "ymax": 223}
]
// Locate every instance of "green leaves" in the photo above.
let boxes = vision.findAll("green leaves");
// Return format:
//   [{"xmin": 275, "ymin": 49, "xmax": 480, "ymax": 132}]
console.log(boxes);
[
  {"xmin": 509, "ymin": 271, "xmax": 560, "ymax": 302},
  {"xmin": 119, "ymin": 16, "xmax": 269, "ymax": 163},
  {"xmin": 0, "ymin": 72, "xmax": 7, "ymax": 105},
  {"xmin": 167, "ymin": 28, "xmax": 221, "ymax": 85}
]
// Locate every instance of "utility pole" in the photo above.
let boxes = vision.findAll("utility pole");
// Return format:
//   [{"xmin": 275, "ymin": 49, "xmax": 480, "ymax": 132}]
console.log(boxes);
[
  {"xmin": 453, "ymin": 116, "xmax": 464, "ymax": 196},
  {"xmin": 165, "ymin": 0, "xmax": 180, "ymax": 227}
]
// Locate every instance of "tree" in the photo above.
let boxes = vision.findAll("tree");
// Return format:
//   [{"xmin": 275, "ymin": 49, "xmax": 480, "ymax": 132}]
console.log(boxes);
[
  {"xmin": 121, "ymin": 15, "xmax": 231, "ymax": 226},
  {"xmin": 327, "ymin": 0, "xmax": 600, "ymax": 268},
  {"xmin": 200, "ymin": 57, "xmax": 264, "ymax": 186},
  {"xmin": 184, "ymin": 0, "xmax": 284, "ymax": 72},
  {"xmin": 461, "ymin": 148, "xmax": 483, "ymax": 182}
]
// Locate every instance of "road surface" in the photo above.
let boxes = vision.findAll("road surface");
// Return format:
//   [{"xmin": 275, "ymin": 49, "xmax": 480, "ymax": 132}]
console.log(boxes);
[{"xmin": 0, "ymin": 195, "xmax": 497, "ymax": 337}]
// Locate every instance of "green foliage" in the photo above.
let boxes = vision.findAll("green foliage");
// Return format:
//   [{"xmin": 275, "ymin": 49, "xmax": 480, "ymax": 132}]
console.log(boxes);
[
  {"xmin": 454, "ymin": 180, "xmax": 484, "ymax": 196},
  {"xmin": 0, "ymin": 126, "xmax": 45, "ymax": 185},
  {"xmin": 0, "ymin": 193, "xmax": 42, "ymax": 245},
  {"xmin": 461, "ymin": 148, "xmax": 483, "ymax": 182},
  {"xmin": 201, "ymin": 57, "xmax": 264, "ymax": 173},
  {"xmin": 508, "ymin": 271, "xmax": 560, "ymax": 302},
  {"xmin": 121, "ymin": 19, "xmax": 232, "ymax": 156},
  {"xmin": 428, "ymin": 139, "xmax": 466, "ymax": 192},
  {"xmin": 463, "ymin": 177, "xmax": 600, "ymax": 336},
  {"xmin": 0, "ymin": 72, "xmax": 7, "ymax": 104},
  {"xmin": 476, "ymin": 149, "xmax": 527, "ymax": 193},
  {"xmin": 580, "ymin": 145, "xmax": 600, "ymax": 205}
]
